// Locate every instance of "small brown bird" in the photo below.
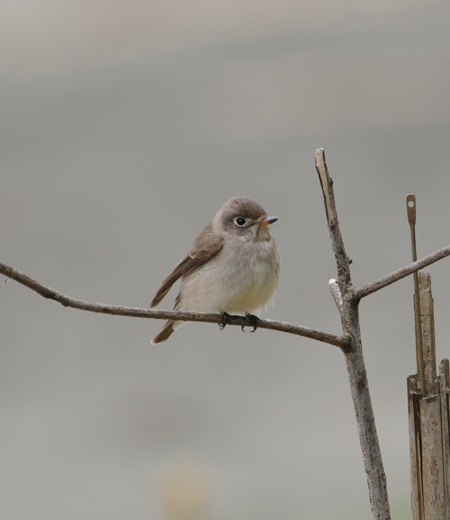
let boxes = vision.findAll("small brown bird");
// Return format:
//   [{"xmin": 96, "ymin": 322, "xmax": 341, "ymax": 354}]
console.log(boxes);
[{"xmin": 150, "ymin": 196, "xmax": 280, "ymax": 344}]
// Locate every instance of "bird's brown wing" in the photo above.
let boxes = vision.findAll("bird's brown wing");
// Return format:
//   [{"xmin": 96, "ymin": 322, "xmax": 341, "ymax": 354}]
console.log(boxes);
[{"xmin": 150, "ymin": 225, "xmax": 224, "ymax": 308}]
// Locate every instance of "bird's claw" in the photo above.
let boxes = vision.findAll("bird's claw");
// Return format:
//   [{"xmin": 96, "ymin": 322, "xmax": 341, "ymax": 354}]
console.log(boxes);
[
  {"xmin": 219, "ymin": 312, "xmax": 232, "ymax": 330},
  {"xmin": 219, "ymin": 313, "xmax": 259, "ymax": 333},
  {"xmin": 241, "ymin": 314, "xmax": 259, "ymax": 333}
]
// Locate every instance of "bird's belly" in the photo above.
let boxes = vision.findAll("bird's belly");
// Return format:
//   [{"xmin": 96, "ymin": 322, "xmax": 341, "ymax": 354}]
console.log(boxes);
[{"xmin": 178, "ymin": 241, "xmax": 280, "ymax": 314}]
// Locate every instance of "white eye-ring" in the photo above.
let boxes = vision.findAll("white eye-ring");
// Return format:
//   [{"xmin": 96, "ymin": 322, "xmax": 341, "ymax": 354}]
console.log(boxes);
[{"xmin": 234, "ymin": 217, "xmax": 248, "ymax": 227}]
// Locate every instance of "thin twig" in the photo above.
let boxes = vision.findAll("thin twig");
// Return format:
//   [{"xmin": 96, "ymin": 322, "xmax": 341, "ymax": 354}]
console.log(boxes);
[
  {"xmin": 0, "ymin": 262, "xmax": 348, "ymax": 349},
  {"xmin": 354, "ymin": 244, "xmax": 450, "ymax": 300},
  {"xmin": 315, "ymin": 148, "xmax": 352, "ymax": 291}
]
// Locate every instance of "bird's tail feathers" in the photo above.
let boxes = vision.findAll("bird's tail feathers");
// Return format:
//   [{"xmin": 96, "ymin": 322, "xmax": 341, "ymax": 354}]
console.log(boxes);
[{"xmin": 151, "ymin": 320, "xmax": 185, "ymax": 344}]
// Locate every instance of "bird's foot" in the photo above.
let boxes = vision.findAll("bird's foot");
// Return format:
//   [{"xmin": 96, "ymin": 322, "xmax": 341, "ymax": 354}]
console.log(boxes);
[
  {"xmin": 242, "ymin": 313, "xmax": 259, "ymax": 333},
  {"xmin": 219, "ymin": 312, "xmax": 232, "ymax": 330}
]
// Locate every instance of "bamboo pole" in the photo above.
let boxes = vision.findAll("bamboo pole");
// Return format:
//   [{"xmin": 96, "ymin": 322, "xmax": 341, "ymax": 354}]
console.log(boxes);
[
  {"xmin": 438, "ymin": 359, "xmax": 450, "ymax": 519},
  {"xmin": 418, "ymin": 270, "xmax": 437, "ymax": 395},
  {"xmin": 406, "ymin": 196, "xmax": 450, "ymax": 518},
  {"xmin": 408, "ymin": 269, "xmax": 450, "ymax": 519},
  {"xmin": 407, "ymin": 374, "xmax": 422, "ymax": 520}
]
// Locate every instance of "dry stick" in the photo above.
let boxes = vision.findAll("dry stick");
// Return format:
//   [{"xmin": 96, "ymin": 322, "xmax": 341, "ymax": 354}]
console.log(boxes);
[
  {"xmin": 315, "ymin": 148, "xmax": 391, "ymax": 520},
  {"xmin": 0, "ymin": 262, "xmax": 347, "ymax": 349},
  {"xmin": 407, "ymin": 195, "xmax": 426, "ymax": 394},
  {"xmin": 354, "ymin": 244, "xmax": 450, "ymax": 300}
]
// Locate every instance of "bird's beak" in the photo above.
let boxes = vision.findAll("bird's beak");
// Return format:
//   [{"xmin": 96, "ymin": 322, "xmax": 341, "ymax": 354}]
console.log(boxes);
[{"xmin": 258, "ymin": 216, "xmax": 278, "ymax": 226}]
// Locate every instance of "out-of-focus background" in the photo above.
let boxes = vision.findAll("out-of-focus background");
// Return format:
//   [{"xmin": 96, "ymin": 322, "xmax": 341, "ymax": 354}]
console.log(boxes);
[{"xmin": 1, "ymin": 1, "xmax": 450, "ymax": 519}]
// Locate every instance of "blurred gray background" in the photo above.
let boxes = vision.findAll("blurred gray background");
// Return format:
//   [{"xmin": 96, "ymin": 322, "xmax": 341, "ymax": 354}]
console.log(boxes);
[{"xmin": 1, "ymin": 1, "xmax": 450, "ymax": 519}]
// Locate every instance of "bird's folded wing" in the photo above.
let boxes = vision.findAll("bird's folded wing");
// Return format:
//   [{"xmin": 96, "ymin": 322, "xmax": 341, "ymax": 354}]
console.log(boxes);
[{"xmin": 150, "ymin": 231, "xmax": 224, "ymax": 308}]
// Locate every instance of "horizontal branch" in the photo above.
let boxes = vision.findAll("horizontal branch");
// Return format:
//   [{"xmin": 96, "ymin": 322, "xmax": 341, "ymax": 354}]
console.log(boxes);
[
  {"xmin": 0, "ymin": 262, "xmax": 348, "ymax": 349},
  {"xmin": 354, "ymin": 244, "xmax": 450, "ymax": 300}
]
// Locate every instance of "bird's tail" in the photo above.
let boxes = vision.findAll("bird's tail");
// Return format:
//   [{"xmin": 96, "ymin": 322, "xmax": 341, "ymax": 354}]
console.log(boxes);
[{"xmin": 151, "ymin": 320, "xmax": 185, "ymax": 344}]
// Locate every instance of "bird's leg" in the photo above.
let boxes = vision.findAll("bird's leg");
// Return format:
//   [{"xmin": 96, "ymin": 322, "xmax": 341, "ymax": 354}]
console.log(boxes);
[
  {"xmin": 242, "ymin": 313, "xmax": 259, "ymax": 333},
  {"xmin": 219, "ymin": 311, "xmax": 232, "ymax": 330}
]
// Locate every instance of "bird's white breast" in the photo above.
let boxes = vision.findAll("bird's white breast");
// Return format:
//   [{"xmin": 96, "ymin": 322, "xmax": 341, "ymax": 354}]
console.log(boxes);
[{"xmin": 177, "ymin": 237, "xmax": 280, "ymax": 314}]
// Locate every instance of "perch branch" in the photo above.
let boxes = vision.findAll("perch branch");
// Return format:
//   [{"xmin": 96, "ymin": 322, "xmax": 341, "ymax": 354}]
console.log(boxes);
[{"xmin": 0, "ymin": 262, "xmax": 348, "ymax": 349}]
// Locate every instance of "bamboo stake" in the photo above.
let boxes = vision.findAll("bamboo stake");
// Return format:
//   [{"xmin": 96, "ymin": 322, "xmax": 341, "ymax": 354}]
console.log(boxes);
[
  {"xmin": 408, "ymin": 270, "xmax": 449, "ymax": 519},
  {"xmin": 418, "ymin": 270, "xmax": 437, "ymax": 395},
  {"xmin": 407, "ymin": 374, "xmax": 423, "ymax": 520},
  {"xmin": 438, "ymin": 359, "xmax": 450, "ymax": 519},
  {"xmin": 407, "ymin": 195, "xmax": 426, "ymax": 394},
  {"xmin": 420, "ymin": 386, "xmax": 445, "ymax": 519}
]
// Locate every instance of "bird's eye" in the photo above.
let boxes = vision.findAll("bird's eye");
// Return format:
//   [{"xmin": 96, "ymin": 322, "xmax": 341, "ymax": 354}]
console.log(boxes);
[{"xmin": 234, "ymin": 217, "xmax": 248, "ymax": 227}]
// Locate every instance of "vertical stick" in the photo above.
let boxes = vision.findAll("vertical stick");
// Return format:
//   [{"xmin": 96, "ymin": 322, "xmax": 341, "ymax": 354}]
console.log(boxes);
[
  {"xmin": 416, "ymin": 267, "xmax": 445, "ymax": 518},
  {"xmin": 420, "ymin": 387, "xmax": 445, "ymax": 520},
  {"xmin": 407, "ymin": 375, "xmax": 423, "ymax": 520},
  {"xmin": 315, "ymin": 149, "xmax": 391, "ymax": 520},
  {"xmin": 408, "ymin": 269, "xmax": 448, "ymax": 518},
  {"xmin": 438, "ymin": 359, "xmax": 450, "ymax": 519},
  {"xmin": 417, "ymin": 270, "xmax": 437, "ymax": 395},
  {"xmin": 407, "ymin": 195, "xmax": 426, "ymax": 394}
]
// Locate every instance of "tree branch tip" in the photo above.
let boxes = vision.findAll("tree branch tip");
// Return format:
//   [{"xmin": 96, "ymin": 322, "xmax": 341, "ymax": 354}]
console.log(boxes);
[{"xmin": 315, "ymin": 147, "xmax": 325, "ymax": 156}]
